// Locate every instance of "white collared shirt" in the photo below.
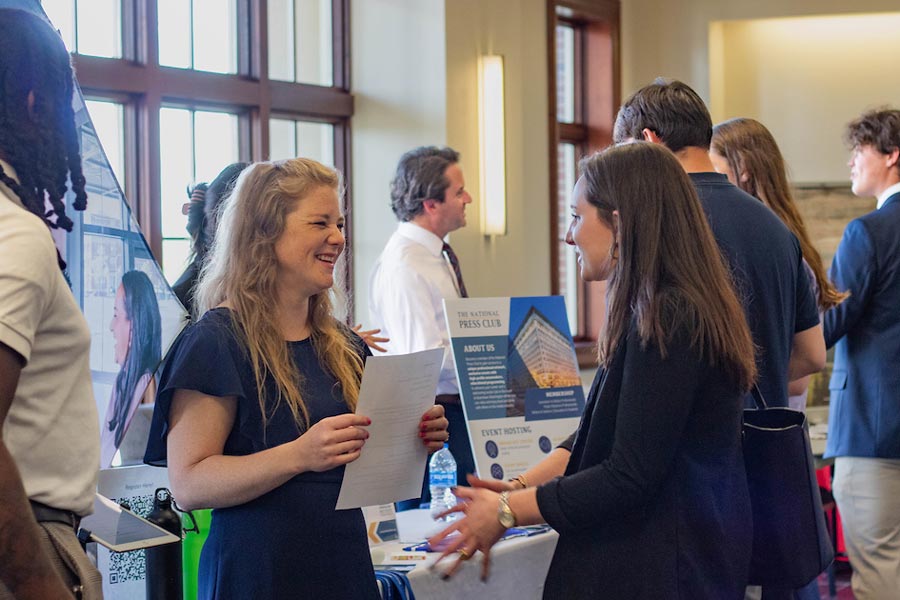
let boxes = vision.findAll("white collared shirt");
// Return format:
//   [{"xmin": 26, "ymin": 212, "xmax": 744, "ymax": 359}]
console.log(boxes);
[
  {"xmin": 877, "ymin": 181, "xmax": 900, "ymax": 209},
  {"xmin": 368, "ymin": 222, "xmax": 463, "ymax": 395}
]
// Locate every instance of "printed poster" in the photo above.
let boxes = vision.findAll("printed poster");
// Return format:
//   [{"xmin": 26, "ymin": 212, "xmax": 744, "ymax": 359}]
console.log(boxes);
[
  {"xmin": 69, "ymin": 88, "xmax": 187, "ymax": 468},
  {"xmin": 9, "ymin": 0, "xmax": 189, "ymax": 468},
  {"xmin": 444, "ymin": 296, "xmax": 586, "ymax": 481}
]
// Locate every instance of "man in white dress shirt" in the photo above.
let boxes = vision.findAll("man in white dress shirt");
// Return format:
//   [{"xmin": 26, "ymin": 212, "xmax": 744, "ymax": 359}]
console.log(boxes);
[{"xmin": 369, "ymin": 146, "xmax": 475, "ymax": 503}]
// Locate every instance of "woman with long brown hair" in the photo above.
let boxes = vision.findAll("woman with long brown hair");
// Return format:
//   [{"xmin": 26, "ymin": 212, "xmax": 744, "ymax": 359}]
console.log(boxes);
[
  {"xmin": 711, "ymin": 117, "xmax": 846, "ymax": 409},
  {"xmin": 429, "ymin": 142, "xmax": 756, "ymax": 598},
  {"xmin": 145, "ymin": 158, "xmax": 449, "ymax": 599}
]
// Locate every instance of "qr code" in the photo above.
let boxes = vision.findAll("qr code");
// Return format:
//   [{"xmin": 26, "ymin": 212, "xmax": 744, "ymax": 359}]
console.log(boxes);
[{"xmin": 106, "ymin": 492, "xmax": 154, "ymax": 584}]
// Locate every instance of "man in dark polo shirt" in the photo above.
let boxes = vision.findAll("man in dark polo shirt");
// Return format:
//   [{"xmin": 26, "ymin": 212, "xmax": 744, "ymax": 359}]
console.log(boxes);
[{"xmin": 612, "ymin": 78, "xmax": 824, "ymax": 410}]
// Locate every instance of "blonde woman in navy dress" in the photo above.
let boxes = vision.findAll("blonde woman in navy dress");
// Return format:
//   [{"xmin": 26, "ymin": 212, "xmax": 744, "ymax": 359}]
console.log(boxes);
[{"xmin": 145, "ymin": 158, "xmax": 449, "ymax": 599}]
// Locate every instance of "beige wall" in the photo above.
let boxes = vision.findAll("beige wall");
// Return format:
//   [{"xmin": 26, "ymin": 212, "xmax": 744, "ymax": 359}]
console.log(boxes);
[
  {"xmin": 444, "ymin": 0, "xmax": 551, "ymax": 299},
  {"xmin": 351, "ymin": 0, "xmax": 552, "ymax": 325},
  {"xmin": 350, "ymin": 0, "xmax": 448, "ymax": 324},
  {"xmin": 621, "ymin": 0, "xmax": 900, "ymax": 95},
  {"xmin": 710, "ymin": 13, "xmax": 900, "ymax": 183},
  {"xmin": 621, "ymin": 0, "xmax": 900, "ymax": 183},
  {"xmin": 351, "ymin": 0, "xmax": 899, "ymax": 324}
]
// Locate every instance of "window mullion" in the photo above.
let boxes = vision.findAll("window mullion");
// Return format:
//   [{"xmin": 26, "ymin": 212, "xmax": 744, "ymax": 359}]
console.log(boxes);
[
  {"xmin": 62, "ymin": 0, "xmax": 354, "ymax": 275},
  {"xmin": 188, "ymin": 0, "xmax": 196, "ymax": 69},
  {"xmin": 138, "ymin": 90, "xmax": 163, "ymax": 260}
]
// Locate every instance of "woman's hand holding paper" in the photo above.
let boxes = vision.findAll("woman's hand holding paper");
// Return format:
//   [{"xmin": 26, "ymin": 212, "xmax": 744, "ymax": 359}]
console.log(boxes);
[
  {"xmin": 418, "ymin": 404, "xmax": 449, "ymax": 452},
  {"xmin": 294, "ymin": 413, "xmax": 371, "ymax": 472}
]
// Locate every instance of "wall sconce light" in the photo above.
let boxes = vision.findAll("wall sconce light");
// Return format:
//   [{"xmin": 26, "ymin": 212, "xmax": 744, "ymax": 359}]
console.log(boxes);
[{"xmin": 478, "ymin": 54, "xmax": 507, "ymax": 236}]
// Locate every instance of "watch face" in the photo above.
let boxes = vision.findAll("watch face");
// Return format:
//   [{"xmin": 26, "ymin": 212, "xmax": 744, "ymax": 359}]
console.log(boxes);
[{"xmin": 499, "ymin": 511, "xmax": 516, "ymax": 529}]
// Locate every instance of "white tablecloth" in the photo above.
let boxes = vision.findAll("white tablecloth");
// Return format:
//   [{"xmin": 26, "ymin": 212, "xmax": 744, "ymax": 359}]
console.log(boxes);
[{"xmin": 372, "ymin": 509, "xmax": 558, "ymax": 599}]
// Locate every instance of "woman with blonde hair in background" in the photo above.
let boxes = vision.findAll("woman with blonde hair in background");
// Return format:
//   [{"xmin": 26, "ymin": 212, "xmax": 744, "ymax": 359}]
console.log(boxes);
[
  {"xmin": 145, "ymin": 158, "xmax": 449, "ymax": 599},
  {"xmin": 711, "ymin": 117, "xmax": 847, "ymax": 412}
]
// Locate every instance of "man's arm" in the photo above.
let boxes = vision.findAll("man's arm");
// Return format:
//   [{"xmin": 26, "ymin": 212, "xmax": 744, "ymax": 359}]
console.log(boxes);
[
  {"xmin": 788, "ymin": 375, "xmax": 812, "ymax": 398},
  {"xmin": 788, "ymin": 324, "xmax": 826, "ymax": 381},
  {"xmin": 0, "ymin": 343, "xmax": 72, "ymax": 599}
]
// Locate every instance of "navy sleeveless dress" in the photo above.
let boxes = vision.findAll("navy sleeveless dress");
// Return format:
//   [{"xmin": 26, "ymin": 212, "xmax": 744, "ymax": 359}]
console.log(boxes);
[{"xmin": 145, "ymin": 308, "xmax": 379, "ymax": 599}]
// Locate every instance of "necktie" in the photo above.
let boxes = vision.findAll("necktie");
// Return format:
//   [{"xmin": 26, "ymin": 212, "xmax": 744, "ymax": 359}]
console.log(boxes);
[{"xmin": 442, "ymin": 242, "xmax": 469, "ymax": 298}]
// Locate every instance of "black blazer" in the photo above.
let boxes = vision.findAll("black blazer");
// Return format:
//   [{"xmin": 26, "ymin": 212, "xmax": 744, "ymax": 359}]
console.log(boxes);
[{"xmin": 536, "ymin": 321, "xmax": 752, "ymax": 599}]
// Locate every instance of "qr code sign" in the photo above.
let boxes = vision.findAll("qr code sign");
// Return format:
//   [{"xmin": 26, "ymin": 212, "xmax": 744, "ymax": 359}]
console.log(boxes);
[
  {"xmin": 97, "ymin": 467, "xmax": 172, "ymax": 599},
  {"xmin": 108, "ymin": 549, "xmax": 145, "ymax": 584},
  {"xmin": 106, "ymin": 492, "xmax": 154, "ymax": 585}
]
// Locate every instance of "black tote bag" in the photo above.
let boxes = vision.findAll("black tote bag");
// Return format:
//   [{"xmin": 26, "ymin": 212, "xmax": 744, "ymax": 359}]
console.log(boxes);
[{"xmin": 743, "ymin": 387, "xmax": 834, "ymax": 587}]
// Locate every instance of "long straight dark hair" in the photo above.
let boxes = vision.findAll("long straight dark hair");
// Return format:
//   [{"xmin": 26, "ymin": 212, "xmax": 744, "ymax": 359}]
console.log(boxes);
[
  {"xmin": 109, "ymin": 270, "xmax": 161, "ymax": 446},
  {"xmin": 582, "ymin": 142, "xmax": 757, "ymax": 391}
]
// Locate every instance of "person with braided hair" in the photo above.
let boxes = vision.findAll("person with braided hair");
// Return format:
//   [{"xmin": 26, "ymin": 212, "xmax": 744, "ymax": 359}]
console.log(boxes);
[
  {"xmin": 0, "ymin": 10, "xmax": 87, "ymax": 265},
  {"xmin": 0, "ymin": 8, "xmax": 101, "ymax": 600}
]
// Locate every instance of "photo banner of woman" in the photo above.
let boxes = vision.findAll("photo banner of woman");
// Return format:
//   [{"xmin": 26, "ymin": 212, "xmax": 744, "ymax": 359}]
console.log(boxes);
[
  {"xmin": 0, "ymin": 0, "xmax": 188, "ymax": 468},
  {"xmin": 100, "ymin": 270, "xmax": 162, "ymax": 466},
  {"xmin": 71, "ymin": 83, "xmax": 186, "ymax": 468}
]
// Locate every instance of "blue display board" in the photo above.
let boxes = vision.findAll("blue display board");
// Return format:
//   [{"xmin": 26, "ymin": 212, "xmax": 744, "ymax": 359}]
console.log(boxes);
[{"xmin": 444, "ymin": 296, "xmax": 585, "ymax": 481}]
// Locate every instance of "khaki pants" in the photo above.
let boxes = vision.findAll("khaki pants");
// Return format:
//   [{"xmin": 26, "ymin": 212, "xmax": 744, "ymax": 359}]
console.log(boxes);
[
  {"xmin": 833, "ymin": 456, "xmax": 900, "ymax": 600},
  {"xmin": 0, "ymin": 521, "xmax": 102, "ymax": 599}
]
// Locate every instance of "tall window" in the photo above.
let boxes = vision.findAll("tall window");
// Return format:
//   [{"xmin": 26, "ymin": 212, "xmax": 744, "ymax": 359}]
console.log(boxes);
[
  {"xmin": 43, "ymin": 0, "xmax": 123, "ymax": 58},
  {"xmin": 159, "ymin": 107, "xmax": 241, "ymax": 277},
  {"xmin": 555, "ymin": 20, "xmax": 586, "ymax": 336},
  {"xmin": 547, "ymin": 0, "xmax": 619, "ymax": 365},
  {"xmin": 269, "ymin": 117, "xmax": 335, "ymax": 165},
  {"xmin": 42, "ymin": 0, "xmax": 353, "ymax": 285}
]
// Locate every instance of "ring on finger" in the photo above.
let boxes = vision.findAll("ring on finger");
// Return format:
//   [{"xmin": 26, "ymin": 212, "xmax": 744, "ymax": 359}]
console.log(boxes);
[{"xmin": 459, "ymin": 548, "xmax": 472, "ymax": 561}]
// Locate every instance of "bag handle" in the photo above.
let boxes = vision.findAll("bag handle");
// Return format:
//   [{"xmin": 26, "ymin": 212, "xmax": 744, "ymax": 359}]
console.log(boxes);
[{"xmin": 750, "ymin": 385, "xmax": 767, "ymax": 409}]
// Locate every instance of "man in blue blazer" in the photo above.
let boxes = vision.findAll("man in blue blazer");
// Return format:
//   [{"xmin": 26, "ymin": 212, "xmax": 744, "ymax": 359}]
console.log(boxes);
[{"xmin": 825, "ymin": 108, "xmax": 900, "ymax": 599}]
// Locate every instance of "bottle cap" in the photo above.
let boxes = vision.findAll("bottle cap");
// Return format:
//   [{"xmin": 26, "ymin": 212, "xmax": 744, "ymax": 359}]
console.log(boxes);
[{"xmin": 155, "ymin": 488, "xmax": 172, "ymax": 505}]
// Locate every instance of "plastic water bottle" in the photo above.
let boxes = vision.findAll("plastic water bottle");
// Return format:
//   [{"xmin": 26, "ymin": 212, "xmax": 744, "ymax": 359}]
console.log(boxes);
[{"xmin": 429, "ymin": 443, "xmax": 458, "ymax": 522}]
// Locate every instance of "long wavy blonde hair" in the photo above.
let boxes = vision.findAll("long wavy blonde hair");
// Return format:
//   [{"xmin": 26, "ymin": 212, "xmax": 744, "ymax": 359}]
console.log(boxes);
[{"xmin": 196, "ymin": 158, "xmax": 363, "ymax": 429}]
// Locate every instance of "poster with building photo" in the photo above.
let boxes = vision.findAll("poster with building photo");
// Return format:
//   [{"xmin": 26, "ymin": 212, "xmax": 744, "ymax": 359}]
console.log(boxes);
[{"xmin": 444, "ymin": 296, "xmax": 585, "ymax": 481}]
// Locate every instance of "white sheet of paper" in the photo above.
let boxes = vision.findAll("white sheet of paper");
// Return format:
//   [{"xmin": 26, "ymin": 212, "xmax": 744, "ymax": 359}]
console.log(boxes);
[{"xmin": 336, "ymin": 347, "xmax": 444, "ymax": 510}]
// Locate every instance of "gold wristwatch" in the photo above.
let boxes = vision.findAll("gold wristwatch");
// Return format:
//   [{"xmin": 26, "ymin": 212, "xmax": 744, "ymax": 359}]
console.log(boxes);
[{"xmin": 498, "ymin": 491, "xmax": 517, "ymax": 528}]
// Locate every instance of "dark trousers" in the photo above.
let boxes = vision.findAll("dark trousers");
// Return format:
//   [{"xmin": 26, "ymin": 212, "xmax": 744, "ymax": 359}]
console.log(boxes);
[
  {"xmin": 758, "ymin": 580, "xmax": 821, "ymax": 600},
  {"xmin": 397, "ymin": 400, "xmax": 475, "ymax": 511}
]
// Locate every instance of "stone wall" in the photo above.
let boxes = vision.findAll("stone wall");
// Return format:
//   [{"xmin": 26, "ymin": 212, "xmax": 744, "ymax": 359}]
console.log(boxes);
[{"xmin": 792, "ymin": 184, "xmax": 875, "ymax": 405}]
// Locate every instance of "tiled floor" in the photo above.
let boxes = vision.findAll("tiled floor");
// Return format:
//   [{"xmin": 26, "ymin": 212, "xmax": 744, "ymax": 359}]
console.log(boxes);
[{"xmin": 814, "ymin": 561, "xmax": 854, "ymax": 599}]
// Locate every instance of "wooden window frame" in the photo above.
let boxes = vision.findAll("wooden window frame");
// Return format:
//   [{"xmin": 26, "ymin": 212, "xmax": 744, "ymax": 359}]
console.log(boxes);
[
  {"xmin": 547, "ymin": 0, "xmax": 620, "ymax": 366},
  {"xmin": 70, "ymin": 0, "xmax": 354, "ymax": 295}
]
